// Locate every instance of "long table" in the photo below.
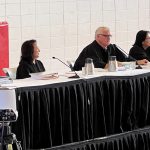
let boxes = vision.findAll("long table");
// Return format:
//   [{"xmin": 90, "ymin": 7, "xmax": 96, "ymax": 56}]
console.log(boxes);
[{"xmin": 6, "ymin": 69, "xmax": 150, "ymax": 149}]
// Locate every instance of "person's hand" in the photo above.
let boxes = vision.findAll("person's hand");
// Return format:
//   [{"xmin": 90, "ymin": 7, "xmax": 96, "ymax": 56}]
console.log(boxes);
[
  {"xmin": 104, "ymin": 63, "xmax": 109, "ymax": 69},
  {"xmin": 137, "ymin": 59, "xmax": 149, "ymax": 65}
]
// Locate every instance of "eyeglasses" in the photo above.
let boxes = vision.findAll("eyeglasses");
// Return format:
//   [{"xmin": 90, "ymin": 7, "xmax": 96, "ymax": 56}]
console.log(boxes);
[
  {"xmin": 98, "ymin": 34, "xmax": 112, "ymax": 38},
  {"xmin": 146, "ymin": 37, "xmax": 150, "ymax": 41}
]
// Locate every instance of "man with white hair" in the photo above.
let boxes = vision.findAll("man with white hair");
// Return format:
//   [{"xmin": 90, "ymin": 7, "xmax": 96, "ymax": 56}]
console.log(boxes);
[{"xmin": 73, "ymin": 26, "xmax": 148, "ymax": 71}]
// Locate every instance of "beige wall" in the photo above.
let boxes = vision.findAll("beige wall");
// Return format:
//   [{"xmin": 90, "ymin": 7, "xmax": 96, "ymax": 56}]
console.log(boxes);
[{"xmin": 0, "ymin": 0, "xmax": 150, "ymax": 72}]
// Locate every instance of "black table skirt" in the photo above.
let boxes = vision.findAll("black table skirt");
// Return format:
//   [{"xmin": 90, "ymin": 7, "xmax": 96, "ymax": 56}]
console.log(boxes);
[
  {"xmin": 48, "ymin": 126, "xmax": 150, "ymax": 150},
  {"xmin": 11, "ymin": 73, "xmax": 150, "ymax": 149},
  {"xmin": 12, "ymin": 79, "xmax": 89, "ymax": 149},
  {"xmin": 86, "ymin": 74, "xmax": 150, "ymax": 137}
]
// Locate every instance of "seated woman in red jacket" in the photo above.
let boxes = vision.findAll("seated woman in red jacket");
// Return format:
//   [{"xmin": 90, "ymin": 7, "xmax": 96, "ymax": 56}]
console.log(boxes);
[
  {"xmin": 16, "ymin": 39, "xmax": 45, "ymax": 79},
  {"xmin": 129, "ymin": 30, "xmax": 150, "ymax": 62}
]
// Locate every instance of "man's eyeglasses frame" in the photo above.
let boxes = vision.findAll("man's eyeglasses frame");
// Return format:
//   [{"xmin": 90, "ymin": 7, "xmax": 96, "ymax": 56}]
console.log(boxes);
[{"xmin": 97, "ymin": 34, "xmax": 112, "ymax": 38}]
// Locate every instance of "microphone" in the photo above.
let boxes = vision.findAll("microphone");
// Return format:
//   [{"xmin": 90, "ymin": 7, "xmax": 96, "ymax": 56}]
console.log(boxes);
[
  {"xmin": 52, "ymin": 57, "xmax": 80, "ymax": 78},
  {"xmin": 114, "ymin": 44, "xmax": 142, "ymax": 69}
]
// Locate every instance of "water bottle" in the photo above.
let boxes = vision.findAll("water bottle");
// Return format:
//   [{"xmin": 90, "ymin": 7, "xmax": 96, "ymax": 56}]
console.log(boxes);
[
  {"xmin": 85, "ymin": 58, "xmax": 94, "ymax": 75},
  {"xmin": 108, "ymin": 56, "xmax": 117, "ymax": 72}
]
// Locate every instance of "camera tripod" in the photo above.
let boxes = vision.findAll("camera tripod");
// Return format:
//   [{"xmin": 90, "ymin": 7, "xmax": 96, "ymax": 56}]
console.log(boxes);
[{"xmin": 0, "ymin": 122, "xmax": 22, "ymax": 150}]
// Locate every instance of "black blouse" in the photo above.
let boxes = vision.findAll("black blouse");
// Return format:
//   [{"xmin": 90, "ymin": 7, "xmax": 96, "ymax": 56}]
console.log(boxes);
[
  {"xmin": 16, "ymin": 59, "xmax": 45, "ymax": 79},
  {"xmin": 129, "ymin": 45, "xmax": 150, "ymax": 61}
]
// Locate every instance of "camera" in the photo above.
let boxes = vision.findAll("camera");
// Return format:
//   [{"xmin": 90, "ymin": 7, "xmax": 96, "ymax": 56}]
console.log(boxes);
[
  {"xmin": 0, "ymin": 88, "xmax": 18, "ymax": 122},
  {"xmin": 0, "ymin": 88, "xmax": 21, "ymax": 150}
]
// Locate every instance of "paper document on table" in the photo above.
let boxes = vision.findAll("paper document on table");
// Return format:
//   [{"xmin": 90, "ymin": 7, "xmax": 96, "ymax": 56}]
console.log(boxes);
[
  {"xmin": 0, "ymin": 76, "xmax": 13, "ymax": 84},
  {"xmin": 30, "ymin": 72, "xmax": 59, "ymax": 80},
  {"xmin": 65, "ymin": 71, "xmax": 76, "ymax": 77}
]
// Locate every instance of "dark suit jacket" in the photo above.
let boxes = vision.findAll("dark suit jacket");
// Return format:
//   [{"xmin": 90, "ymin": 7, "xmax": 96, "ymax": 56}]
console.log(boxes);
[{"xmin": 74, "ymin": 40, "xmax": 133, "ymax": 71}]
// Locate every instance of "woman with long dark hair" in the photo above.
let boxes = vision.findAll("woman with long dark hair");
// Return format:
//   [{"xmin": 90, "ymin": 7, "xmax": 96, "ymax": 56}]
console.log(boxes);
[
  {"xmin": 129, "ymin": 30, "xmax": 150, "ymax": 61},
  {"xmin": 16, "ymin": 39, "xmax": 45, "ymax": 79}
]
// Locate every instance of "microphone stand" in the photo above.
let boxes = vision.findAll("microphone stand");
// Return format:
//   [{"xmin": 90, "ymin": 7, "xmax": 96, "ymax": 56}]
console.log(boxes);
[
  {"xmin": 52, "ymin": 57, "xmax": 80, "ymax": 78},
  {"xmin": 114, "ymin": 44, "xmax": 142, "ymax": 69}
]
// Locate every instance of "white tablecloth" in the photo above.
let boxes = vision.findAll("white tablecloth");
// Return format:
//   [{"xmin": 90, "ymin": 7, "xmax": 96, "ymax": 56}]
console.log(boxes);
[{"xmin": 1, "ymin": 65, "xmax": 150, "ymax": 89}]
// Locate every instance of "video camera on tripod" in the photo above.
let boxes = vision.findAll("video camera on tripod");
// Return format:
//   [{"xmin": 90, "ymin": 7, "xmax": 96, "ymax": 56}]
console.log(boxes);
[
  {"xmin": 0, "ymin": 88, "xmax": 22, "ymax": 150},
  {"xmin": 0, "ymin": 89, "xmax": 18, "ymax": 122}
]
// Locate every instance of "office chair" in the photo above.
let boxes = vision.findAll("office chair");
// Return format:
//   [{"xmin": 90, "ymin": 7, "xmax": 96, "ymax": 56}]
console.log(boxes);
[
  {"xmin": 67, "ymin": 60, "xmax": 75, "ymax": 71},
  {"xmin": 2, "ymin": 68, "xmax": 17, "ymax": 79}
]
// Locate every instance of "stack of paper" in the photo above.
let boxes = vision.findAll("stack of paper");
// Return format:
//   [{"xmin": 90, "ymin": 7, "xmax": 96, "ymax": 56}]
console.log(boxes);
[
  {"xmin": 0, "ymin": 76, "xmax": 13, "ymax": 84},
  {"xmin": 30, "ymin": 72, "xmax": 59, "ymax": 80}
]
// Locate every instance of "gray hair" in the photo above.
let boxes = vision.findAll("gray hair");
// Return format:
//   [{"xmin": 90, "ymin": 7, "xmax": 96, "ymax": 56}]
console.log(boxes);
[{"xmin": 95, "ymin": 26, "xmax": 110, "ymax": 38}]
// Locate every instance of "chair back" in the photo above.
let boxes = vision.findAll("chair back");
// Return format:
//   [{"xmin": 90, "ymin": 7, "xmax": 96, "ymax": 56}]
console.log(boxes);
[
  {"xmin": 67, "ymin": 60, "xmax": 75, "ymax": 71},
  {"xmin": 2, "ymin": 68, "xmax": 17, "ymax": 79}
]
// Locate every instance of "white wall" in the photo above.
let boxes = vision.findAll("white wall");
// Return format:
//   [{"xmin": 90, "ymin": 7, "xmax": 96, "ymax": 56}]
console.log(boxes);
[{"xmin": 0, "ymin": 0, "xmax": 150, "ymax": 72}]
